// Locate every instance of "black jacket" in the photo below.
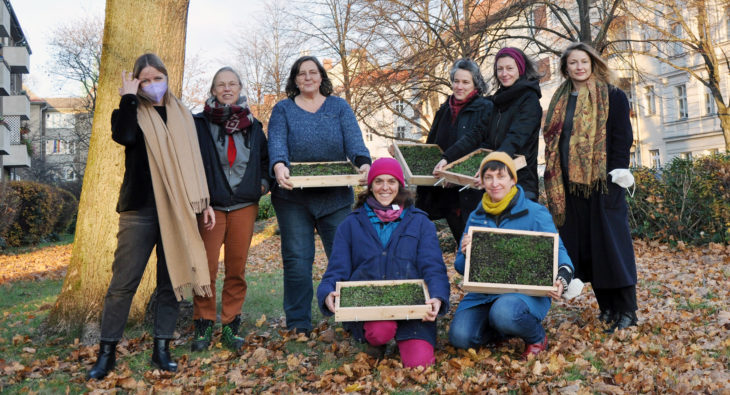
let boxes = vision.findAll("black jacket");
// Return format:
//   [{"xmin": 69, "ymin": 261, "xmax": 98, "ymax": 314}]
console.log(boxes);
[
  {"xmin": 425, "ymin": 95, "xmax": 493, "ymax": 149},
  {"xmin": 194, "ymin": 112, "xmax": 272, "ymax": 207},
  {"xmin": 443, "ymin": 78, "xmax": 542, "ymax": 199},
  {"xmin": 112, "ymin": 94, "xmax": 157, "ymax": 213}
]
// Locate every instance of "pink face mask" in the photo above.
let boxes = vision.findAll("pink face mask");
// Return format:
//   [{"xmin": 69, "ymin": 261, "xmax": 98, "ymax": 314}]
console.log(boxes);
[{"xmin": 141, "ymin": 80, "xmax": 168, "ymax": 103}]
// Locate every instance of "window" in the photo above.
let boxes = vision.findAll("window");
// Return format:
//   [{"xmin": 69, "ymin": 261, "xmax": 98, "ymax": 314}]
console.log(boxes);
[
  {"xmin": 46, "ymin": 139, "xmax": 74, "ymax": 155},
  {"xmin": 366, "ymin": 127, "xmax": 374, "ymax": 142},
  {"xmin": 650, "ymin": 149, "xmax": 661, "ymax": 168},
  {"xmin": 630, "ymin": 151, "xmax": 638, "ymax": 167},
  {"xmin": 679, "ymin": 152, "xmax": 693, "ymax": 160},
  {"xmin": 706, "ymin": 148, "xmax": 719, "ymax": 156},
  {"xmin": 671, "ymin": 23, "xmax": 683, "ymax": 56},
  {"xmin": 394, "ymin": 100, "xmax": 406, "ymax": 114},
  {"xmin": 46, "ymin": 113, "xmax": 74, "ymax": 129},
  {"xmin": 642, "ymin": 30, "xmax": 652, "ymax": 52},
  {"xmin": 705, "ymin": 89, "xmax": 716, "ymax": 115},
  {"xmin": 538, "ymin": 57, "xmax": 550, "ymax": 82},
  {"xmin": 395, "ymin": 126, "xmax": 406, "ymax": 139},
  {"xmin": 675, "ymin": 85, "xmax": 688, "ymax": 119},
  {"xmin": 645, "ymin": 86, "xmax": 656, "ymax": 116}
]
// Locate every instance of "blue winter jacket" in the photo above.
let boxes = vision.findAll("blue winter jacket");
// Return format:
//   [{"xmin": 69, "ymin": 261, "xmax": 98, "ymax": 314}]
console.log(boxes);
[
  {"xmin": 317, "ymin": 205, "xmax": 450, "ymax": 346},
  {"xmin": 454, "ymin": 186, "xmax": 573, "ymax": 321}
]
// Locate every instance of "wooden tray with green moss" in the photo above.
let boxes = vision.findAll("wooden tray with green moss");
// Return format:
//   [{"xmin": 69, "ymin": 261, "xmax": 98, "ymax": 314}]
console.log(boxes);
[
  {"xmin": 288, "ymin": 161, "xmax": 362, "ymax": 188},
  {"xmin": 392, "ymin": 143, "xmax": 444, "ymax": 186},
  {"xmin": 463, "ymin": 226, "xmax": 558, "ymax": 297},
  {"xmin": 437, "ymin": 149, "xmax": 527, "ymax": 188},
  {"xmin": 334, "ymin": 279, "xmax": 431, "ymax": 322}
]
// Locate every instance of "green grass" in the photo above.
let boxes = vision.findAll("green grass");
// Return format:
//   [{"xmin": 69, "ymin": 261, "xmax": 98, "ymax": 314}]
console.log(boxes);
[{"xmin": 1, "ymin": 233, "xmax": 74, "ymax": 255}]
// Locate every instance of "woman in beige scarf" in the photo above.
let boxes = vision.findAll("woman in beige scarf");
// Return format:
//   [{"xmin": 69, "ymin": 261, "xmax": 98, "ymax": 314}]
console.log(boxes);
[{"xmin": 88, "ymin": 53, "xmax": 215, "ymax": 380}]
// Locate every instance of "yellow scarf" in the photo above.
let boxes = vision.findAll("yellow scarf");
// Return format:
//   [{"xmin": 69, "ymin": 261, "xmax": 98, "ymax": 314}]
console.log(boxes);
[{"xmin": 481, "ymin": 186, "xmax": 518, "ymax": 216}]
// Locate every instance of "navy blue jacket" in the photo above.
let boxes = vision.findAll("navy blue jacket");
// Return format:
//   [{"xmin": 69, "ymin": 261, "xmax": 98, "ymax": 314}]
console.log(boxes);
[
  {"xmin": 317, "ymin": 206, "xmax": 450, "ymax": 346},
  {"xmin": 194, "ymin": 112, "xmax": 271, "ymax": 207}
]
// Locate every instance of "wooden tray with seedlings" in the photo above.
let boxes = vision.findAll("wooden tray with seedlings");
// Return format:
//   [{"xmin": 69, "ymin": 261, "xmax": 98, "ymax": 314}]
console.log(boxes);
[
  {"xmin": 437, "ymin": 149, "xmax": 527, "ymax": 188},
  {"xmin": 334, "ymin": 279, "xmax": 431, "ymax": 322},
  {"xmin": 463, "ymin": 226, "xmax": 558, "ymax": 297},
  {"xmin": 288, "ymin": 161, "xmax": 362, "ymax": 188},
  {"xmin": 392, "ymin": 143, "xmax": 444, "ymax": 186}
]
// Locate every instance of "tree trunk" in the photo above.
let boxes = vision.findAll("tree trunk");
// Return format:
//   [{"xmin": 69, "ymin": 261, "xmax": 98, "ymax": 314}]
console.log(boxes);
[{"xmin": 48, "ymin": 0, "xmax": 190, "ymax": 332}]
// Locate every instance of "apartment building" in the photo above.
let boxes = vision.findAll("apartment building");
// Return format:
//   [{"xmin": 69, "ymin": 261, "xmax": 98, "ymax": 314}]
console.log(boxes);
[{"xmin": 0, "ymin": 0, "xmax": 30, "ymax": 181}]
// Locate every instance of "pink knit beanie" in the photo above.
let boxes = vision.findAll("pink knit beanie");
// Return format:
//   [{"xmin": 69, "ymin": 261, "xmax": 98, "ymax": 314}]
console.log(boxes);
[{"xmin": 367, "ymin": 158, "xmax": 405, "ymax": 186}]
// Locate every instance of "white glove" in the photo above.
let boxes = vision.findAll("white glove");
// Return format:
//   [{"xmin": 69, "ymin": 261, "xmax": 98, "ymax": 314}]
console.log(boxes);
[
  {"xmin": 608, "ymin": 168, "xmax": 634, "ymax": 188},
  {"xmin": 563, "ymin": 278, "xmax": 584, "ymax": 300}
]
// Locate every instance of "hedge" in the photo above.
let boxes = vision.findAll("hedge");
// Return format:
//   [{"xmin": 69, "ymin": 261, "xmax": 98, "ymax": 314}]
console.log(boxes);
[
  {"xmin": 0, "ymin": 181, "xmax": 78, "ymax": 248},
  {"xmin": 627, "ymin": 154, "xmax": 730, "ymax": 245},
  {"xmin": 257, "ymin": 193, "xmax": 275, "ymax": 220}
]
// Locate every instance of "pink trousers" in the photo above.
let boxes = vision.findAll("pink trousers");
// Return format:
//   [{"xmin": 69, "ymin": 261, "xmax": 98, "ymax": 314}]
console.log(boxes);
[{"xmin": 363, "ymin": 320, "xmax": 435, "ymax": 367}]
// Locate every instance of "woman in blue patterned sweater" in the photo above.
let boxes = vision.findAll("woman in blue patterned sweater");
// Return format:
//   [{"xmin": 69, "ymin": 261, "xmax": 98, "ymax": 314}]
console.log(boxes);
[{"xmin": 268, "ymin": 56, "xmax": 371, "ymax": 335}]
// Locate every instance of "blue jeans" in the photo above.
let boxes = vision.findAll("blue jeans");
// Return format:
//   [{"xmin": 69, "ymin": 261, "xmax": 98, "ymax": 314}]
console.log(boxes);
[
  {"xmin": 272, "ymin": 196, "xmax": 350, "ymax": 330},
  {"xmin": 448, "ymin": 294, "xmax": 545, "ymax": 349},
  {"xmin": 100, "ymin": 206, "xmax": 179, "ymax": 342}
]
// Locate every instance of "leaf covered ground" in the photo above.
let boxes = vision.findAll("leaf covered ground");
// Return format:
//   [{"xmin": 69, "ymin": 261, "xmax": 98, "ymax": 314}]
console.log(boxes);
[{"xmin": 0, "ymin": 220, "xmax": 728, "ymax": 393}]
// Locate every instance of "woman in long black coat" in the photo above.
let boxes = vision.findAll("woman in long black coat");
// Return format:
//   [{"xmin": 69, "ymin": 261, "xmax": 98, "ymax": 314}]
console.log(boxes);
[
  {"xmin": 416, "ymin": 59, "xmax": 492, "ymax": 242},
  {"xmin": 543, "ymin": 42, "xmax": 637, "ymax": 332},
  {"xmin": 435, "ymin": 47, "xmax": 542, "ymax": 201}
]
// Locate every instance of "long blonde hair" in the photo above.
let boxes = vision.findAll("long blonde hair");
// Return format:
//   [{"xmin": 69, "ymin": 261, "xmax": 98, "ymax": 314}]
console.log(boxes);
[{"xmin": 559, "ymin": 42, "xmax": 615, "ymax": 85}]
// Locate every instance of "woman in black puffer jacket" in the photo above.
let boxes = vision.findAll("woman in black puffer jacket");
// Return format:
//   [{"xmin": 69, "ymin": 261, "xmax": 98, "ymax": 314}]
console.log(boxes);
[{"xmin": 436, "ymin": 47, "xmax": 543, "ymax": 201}]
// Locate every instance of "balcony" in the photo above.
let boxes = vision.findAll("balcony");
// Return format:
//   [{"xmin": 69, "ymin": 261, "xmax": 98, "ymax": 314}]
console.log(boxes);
[
  {"xmin": 0, "ymin": 125, "xmax": 9, "ymax": 155},
  {"xmin": 3, "ymin": 144, "xmax": 30, "ymax": 168},
  {"xmin": 2, "ymin": 46, "xmax": 29, "ymax": 74},
  {"xmin": 0, "ymin": 60, "xmax": 9, "ymax": 95},
  {"xmin": 0, "ymin": 2, "xmax": 9, "ymax": 38},
  {"xmin": 2, "ymin": 94, "xmax": 30, "ymax": 120}
]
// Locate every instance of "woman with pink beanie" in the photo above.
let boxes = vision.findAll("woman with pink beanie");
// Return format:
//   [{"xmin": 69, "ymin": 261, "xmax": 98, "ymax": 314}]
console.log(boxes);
[{"xmin": 317, "ymin": 158, "xmax": 450, "ymax": 367}]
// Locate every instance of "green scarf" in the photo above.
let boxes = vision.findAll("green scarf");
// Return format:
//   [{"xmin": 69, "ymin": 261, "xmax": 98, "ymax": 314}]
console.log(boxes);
[
  {"xmin": 481, "ymin": 186, "xmax": 518, "ymax": 216},
  {"xmin": 543, "ymin": 76, "xmax": 609, "ymax": 226}
]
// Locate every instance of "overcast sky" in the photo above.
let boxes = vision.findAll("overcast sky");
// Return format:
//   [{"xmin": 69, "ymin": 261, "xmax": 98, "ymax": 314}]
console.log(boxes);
[{"xmin": 11, "ymin": 0, "xmax": 265, "ymax": 98}]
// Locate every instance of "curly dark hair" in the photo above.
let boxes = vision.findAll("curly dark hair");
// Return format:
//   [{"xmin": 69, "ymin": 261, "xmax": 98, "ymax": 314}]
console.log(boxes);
[
  {"xmin": 285, "ymin": 56, "xmax": 334, "ymax": 99},
  {"xmin": 354, "ymin": 185, "xmax": 414, "ymax": 209}
]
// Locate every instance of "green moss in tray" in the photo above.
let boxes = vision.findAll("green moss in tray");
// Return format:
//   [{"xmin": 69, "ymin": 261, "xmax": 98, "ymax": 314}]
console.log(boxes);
[
  {"xmin": 469, "ymin": 232, "xmax": 553, "ymax": 286},
  {"xmin": 448, "ymin": 154, "xmax": 485, "ymax": 176},
  {"xmin": 290, "ymin": 162, "xmax": 357, "ymax": 176},
  {"xmin": 339, "ymin": 283, "xmax": 425, "ymax": 307},
  {"xmin": 398, "ymin": 145, "xmax": 443, "ymax": 175}
]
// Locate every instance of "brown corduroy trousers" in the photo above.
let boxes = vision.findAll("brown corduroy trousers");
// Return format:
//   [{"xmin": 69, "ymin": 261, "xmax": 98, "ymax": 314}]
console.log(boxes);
[{"xmin": 193, "ymin": 205, "xmax": 257, "ymax": 324}]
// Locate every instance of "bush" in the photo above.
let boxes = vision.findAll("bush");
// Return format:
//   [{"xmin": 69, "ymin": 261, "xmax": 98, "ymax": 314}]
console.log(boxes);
[
  {"xmin": 628, "ymin": 154, "xmax": 730, "ymax": 245},
  {"xmin": 257, "ymin": 193, "xmax": 275, "ymax": 220},
  {"xmin": 0, "ymin": 181, "xmax": 78, "ymax": 247},
  {"xmin": 52, "ymin": 187, "xmax": 79, "ymax": 234},
  {"xmin": 0, "ymin": 182, "xmax": 20, "ymax": 248}
]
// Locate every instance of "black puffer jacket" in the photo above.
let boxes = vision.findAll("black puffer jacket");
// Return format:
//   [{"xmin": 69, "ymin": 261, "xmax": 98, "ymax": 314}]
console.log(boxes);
[{"xmin": 443, "ymin": 78, "xmax": 542, "ymax": 200}]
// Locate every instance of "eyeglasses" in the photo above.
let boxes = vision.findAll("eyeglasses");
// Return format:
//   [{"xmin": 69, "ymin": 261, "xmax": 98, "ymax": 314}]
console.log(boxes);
[{"xmin": 215, "ymin": 82, "xmax": 241, "ymax": 90}]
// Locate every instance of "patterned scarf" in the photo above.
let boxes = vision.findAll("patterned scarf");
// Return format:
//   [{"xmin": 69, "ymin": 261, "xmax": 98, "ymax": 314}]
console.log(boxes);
[
  {"xmin": 543, "ymin": 76, "xmax": 609, "ymax": 226},
  {"xmin": 481, "ymin": 186, "xmax": 518, "ymax": 216},
  {"xmin": 203, "ymin": 96, "xmax": 253, "ymax": 144},
  {"xmin": 448, "ymin": 90, "xmax": 479, "ymax": 123},
  {"xmin": 366, "ymin": 196, "xmax": 403, "ymax": 222}
]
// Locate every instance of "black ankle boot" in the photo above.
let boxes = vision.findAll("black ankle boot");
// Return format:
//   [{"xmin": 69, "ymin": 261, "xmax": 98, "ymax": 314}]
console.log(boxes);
[
  {"xmin": 598, "ymin": 309, "xmax": 617, "ymax": 324},
  {"xmin": 191, "ymin": 319, "xmax": 214, "ymax": 352},
  {"xmin": 151, "ymin": 338, "xmax": 178, "ymax": 372},
  {"xmin": 87, "ymin": 340, "xmax": 117, "ymax": 380},
  {"xmin": 605, "ymin": 311, "xmax": 638, "ymax": 333}
]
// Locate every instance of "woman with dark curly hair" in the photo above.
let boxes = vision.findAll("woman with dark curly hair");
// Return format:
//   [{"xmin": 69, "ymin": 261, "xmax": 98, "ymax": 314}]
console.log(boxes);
[{"xmin": 268, "ymin": 56, "xmax": 371, "ymax": 335}]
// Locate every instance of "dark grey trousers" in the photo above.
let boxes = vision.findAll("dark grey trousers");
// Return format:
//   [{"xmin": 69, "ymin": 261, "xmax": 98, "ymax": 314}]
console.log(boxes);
[{"xmin": 99, "ymin": 206, "xmax": 179, "ymax": 342}]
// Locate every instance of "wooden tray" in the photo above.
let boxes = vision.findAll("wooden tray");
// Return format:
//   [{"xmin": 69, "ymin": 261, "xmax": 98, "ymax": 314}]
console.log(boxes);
[
  {"xmin": 437, "ymin": 149, "xmax": 527, "ymax": 188},
  {"xmin": 334, "ymin": 279, "xmax": 431, "ymax": 322},
  {"xmin": 288, "ymin": 161, "xmax": 362, "ymax": 188},
  {"xmin": 392, "ymin": 143, "xmax": 443, "ymax": 186},
  {"xmin": 463, "ymin": 226, "xmax": 558, "ymax": 297}
]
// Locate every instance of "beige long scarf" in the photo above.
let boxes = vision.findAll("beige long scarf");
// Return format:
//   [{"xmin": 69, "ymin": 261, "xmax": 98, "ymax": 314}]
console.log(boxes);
[{"xmin": 137, "ymin": 94, "xmax": 212, "ymax": 300}]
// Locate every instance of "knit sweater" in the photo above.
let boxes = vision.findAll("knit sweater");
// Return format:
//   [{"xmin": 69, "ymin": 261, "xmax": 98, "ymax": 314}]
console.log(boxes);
[{"xmin": 268, "ymin": 96, "xmax": 371, "ymax": 216}]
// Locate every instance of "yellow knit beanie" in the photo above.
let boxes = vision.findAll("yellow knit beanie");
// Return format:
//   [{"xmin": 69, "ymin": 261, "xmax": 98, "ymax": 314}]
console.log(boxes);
[{"xmin": 478, "ymin": 151, "xmax": 518, "ymax": 181}]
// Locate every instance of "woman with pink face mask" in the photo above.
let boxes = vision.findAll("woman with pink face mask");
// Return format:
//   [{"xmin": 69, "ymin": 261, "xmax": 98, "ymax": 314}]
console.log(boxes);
[{"xmin": 87, "ymin": 53, "xmax": 215, "ymax": 380}]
